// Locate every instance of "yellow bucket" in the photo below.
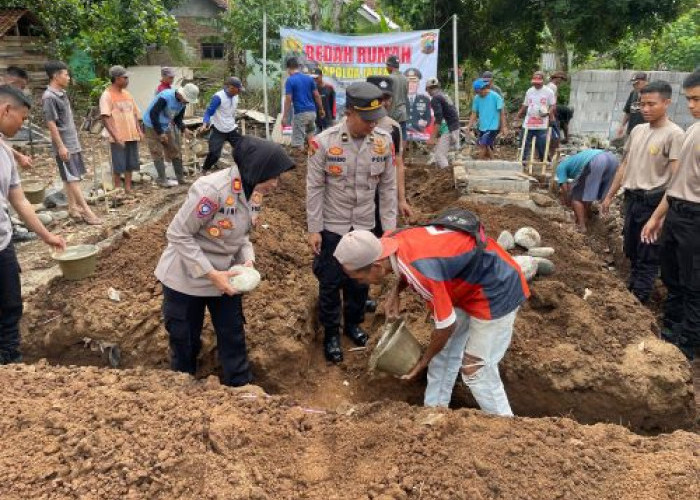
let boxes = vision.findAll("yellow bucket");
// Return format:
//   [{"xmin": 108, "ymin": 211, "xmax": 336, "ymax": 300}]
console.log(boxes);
[{"xmin": 369, "ymin": 318, "xmax": 422, "ymax": 376}]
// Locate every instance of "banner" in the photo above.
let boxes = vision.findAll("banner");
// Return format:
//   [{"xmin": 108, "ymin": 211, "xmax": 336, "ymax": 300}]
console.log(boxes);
[{"xmin": 280, "ymin": 28, "xmax": 440, "ymax": 141}]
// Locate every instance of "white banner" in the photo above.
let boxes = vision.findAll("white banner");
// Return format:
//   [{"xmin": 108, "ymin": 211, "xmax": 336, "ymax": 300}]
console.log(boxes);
[{"xmin": 280, "ymin": 28, "xmax": 440, "ymax": 141}]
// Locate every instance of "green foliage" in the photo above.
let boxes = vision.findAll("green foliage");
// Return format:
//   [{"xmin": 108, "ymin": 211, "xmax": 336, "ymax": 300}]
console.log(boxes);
[
  {"xmin": 87, "ymin": 77, "xmax": 110, "ymax": 105},
  {"xmin": 5, "ymin": 0, "xmax": 177, "ymax": 69}
]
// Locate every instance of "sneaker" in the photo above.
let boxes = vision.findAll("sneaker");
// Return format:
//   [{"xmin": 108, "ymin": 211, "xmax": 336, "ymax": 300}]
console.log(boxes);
[
  {"xmin": 176, "ymin": 177, "xmax": 191, "ymax": 186},
  {"xmin": 156, "ymin": 178, "xmax": 178, "ymax": 188}
]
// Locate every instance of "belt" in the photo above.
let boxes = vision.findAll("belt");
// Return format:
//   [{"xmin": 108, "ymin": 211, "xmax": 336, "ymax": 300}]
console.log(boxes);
[
  {"xmin": 668, "ymin": 196, "xmax": 700, "ymax": 217},
  {"xmin": 625, "ymin": 188, "xmax": 665, "ymax": 201}
]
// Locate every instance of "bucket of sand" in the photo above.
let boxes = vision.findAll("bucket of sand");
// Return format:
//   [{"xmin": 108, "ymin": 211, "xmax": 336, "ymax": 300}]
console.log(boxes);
[
  {"xmin": 52, "ymin": 244, "xmax": 99, "ymax": 280},
  {"xmin": 369, "ymin": 318, "xmax": 422, "ymax": 376}
]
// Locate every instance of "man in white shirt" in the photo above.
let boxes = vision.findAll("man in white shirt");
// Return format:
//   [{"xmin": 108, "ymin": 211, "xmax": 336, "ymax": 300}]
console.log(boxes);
[
  {"xmin": 516, "ymin": 71, "xmax": 556, "ymax": 162},
  {"xmin": 201, "ymin": 77, "xmax": 244, "ymax": 172}
]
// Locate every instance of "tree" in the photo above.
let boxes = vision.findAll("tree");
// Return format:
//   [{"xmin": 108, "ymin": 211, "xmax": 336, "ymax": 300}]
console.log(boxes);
[{"xmin": 530, "ymin": 0, "xmax": 686, "ymax": 70}]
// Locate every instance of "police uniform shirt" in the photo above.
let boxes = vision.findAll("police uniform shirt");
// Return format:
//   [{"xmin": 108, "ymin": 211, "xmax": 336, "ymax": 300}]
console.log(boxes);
[
  {"xmin": 666, "ymin": 122, "xmax": 700, "ymax": 203},
  {"xmin": 155, "ymin": 166, "xmax": 255, "ymax": 296},
  {"xmin": 409, "ymin": 94, "xmax": 432, "ymax": 131},
  {"xmin": 622, "ymin": 121, "xmax": 685, "ymax": 191},
  {"xmin": 307, "ymin": 120, "xmax": 397, "ymax": 235}
]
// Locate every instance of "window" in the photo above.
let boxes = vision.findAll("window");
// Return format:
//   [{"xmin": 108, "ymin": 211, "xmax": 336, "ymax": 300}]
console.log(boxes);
[{"xmin": 201, "ymin": 43, "xmax": 224, "ymax": 60}]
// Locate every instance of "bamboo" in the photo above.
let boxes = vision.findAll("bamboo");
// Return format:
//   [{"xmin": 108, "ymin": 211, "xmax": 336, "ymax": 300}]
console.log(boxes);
[
  {"xmin": 518, "ymin": 127, "xmax": 529, "ymax": 163},
  {"xmin": 542, "ymin": 127, "xmax": 552, "ymax": 174},
  {"xmin": 528, "ymin": 138, "xmax": 536, "ymax": 175}
]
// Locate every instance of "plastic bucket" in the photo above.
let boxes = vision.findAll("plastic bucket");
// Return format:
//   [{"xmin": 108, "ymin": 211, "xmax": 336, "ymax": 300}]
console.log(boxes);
[
  {"xmin": 52, "ymin": 244, "xmax": 99, "ymax": 280},
  {"xmin": 368, "ymin": 318, "xmax": 422, "ymax": 376},
  {"xmin": 23, "ymin": 180, "xmax": 46, "ymax": 205}
]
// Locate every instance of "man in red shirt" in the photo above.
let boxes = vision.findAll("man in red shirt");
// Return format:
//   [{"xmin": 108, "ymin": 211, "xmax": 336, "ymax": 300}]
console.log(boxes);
[
  {"xmin": 334, "ymin": 226, "xmax": 529, "ymax": 416},
  {"xmin": 156, "ymin": 67, "xmax": 176, "ymax": 94}
]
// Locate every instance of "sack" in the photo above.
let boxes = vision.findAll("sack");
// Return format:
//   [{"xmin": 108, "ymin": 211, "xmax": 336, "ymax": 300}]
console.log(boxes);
[{"xmin": 423, "ymin": 208, "xmax": 487, "ymax": 249}]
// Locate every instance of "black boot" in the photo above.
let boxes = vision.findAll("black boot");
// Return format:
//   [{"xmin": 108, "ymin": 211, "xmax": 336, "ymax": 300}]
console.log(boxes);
[
  {"xmin": 345, "ymin": 324, "xmax": 369, "ymax": 347},
  {"xmin": 365, "ymin": 299, "xmax": 377, "ymax": 313},
  {"xmin": 324, "ymin": 330, "xmax": 343, "ymax": 363}
]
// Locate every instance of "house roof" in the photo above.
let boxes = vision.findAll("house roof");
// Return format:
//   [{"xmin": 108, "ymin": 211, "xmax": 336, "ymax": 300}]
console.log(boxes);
[{"xmin": 0, "ymin": 9, "xmax": 41, "ymax": 36}]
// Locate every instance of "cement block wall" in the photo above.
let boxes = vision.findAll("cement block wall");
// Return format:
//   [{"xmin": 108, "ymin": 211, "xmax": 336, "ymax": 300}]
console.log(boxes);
[{"xmin": 568, "ymin": 70, "xmax": 694, "ymax": 137}]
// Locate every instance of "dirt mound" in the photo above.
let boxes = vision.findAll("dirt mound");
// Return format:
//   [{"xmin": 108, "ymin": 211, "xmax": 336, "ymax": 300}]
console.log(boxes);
[
  {"xmin": 1, "ymin": 363, "xmax": 698, "ymax": 500},
  {"xmin": 21, "ymin": 159, "xmax": 695, "ymax": 430}
]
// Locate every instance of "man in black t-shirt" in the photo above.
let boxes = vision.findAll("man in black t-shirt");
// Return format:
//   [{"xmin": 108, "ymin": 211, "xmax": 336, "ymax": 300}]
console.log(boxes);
[
  {"xmin": 616, "ymin": 72, "xmax": 648, "ymax": 138},
  {"xmin": 312, "ymin": 68, "xmax": 335, "ymax": 132}
]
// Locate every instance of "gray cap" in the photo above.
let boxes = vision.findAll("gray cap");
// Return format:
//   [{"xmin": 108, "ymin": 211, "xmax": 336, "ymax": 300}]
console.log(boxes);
[
  {"xmin": 481, "ymin": 70, "xmax": 494, "ymax": 79},
  {"xmin": 346, "ymin": 82, "xmax": 386, "ymax": 121},
  {"xmin": 109, "ymin": 65, "xmax": 129, "ymax": 78},
  {"xmin": 226, "ymin": 76, "xmax": 245, "ymax": 91},
  {"xmin": 161, "ymin": 67, "xmax": 176, "ymax": 78},
  {"xmin": 631, "ymin": 71, "xmax": 648, "ymax": 82}
]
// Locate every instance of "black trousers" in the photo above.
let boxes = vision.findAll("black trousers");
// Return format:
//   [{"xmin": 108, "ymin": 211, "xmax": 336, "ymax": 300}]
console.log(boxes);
[
  {"xmin": 313, "ymin": 230, "xmax": 368, "ymax": 332},
  {"xmin": 623, "ymin": 190, "xmax": 664, "ymax": 303},
  {"xmin": 0, "ymin": 244, "xmax": 22, "ymax": 364},
  {"xmin": 202, "ymin": 126, "xmax": 241, "ymax": 171},
  {"xmin": 659, "ymin": 198, "xmax": 700, "ymax": 358},
  {"xmin": 162, "ymin": 285, "xmax": 252, "ymax": 386}
]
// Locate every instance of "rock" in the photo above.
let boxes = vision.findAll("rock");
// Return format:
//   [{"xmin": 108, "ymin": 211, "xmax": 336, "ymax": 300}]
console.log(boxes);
[
  {"xmin": 497, "ymin": 230, "xmax": 515, "ymax": 251},
  {"xmin": 37, "ymin": 213, "xmax": 53, "ymax": 225},
  {"xmin": 534, "ymin": 257, "xmax": 555, "ymax": 276},
  {"xmin": 10, "ymin": 216, "xmax": 22, "ymax": 226},
  {"xmin": 131, "ymin": 172, "xmax": 141, "ymax": 183},
  {"xmin": 53, "ymin": 210, "xmax": 69, "ymax": 221},
  {"xmin": 527, "ymin": 247, "xmax": 555, "ymax": 258},
  {"xmin": 531, "ymin": 193, "xmax": 555, "ymax": 207},
  {"xmin": 15, "ymin": 226, "xmax": 28, "ymax": 234},
  {"xmin": 514, "ymin": 227, "xmax": 541, "ymax": 249},
  {"xmin": 43, "ymin": 190, "xmax": 68, "ymax": 209},
  {"xmin": 513, "ymin": 256, "xmax": 537, "ymax": 281}
]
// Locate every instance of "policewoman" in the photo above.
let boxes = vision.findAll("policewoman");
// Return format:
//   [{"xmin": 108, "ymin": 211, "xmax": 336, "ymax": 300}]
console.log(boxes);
[
  {"xmin": 307, "ymin": 81, "xmax": 397, "ymax": 363},
  {"xmin": 155, "ymin": 135, "xmax": 294, "ymax": 386}
]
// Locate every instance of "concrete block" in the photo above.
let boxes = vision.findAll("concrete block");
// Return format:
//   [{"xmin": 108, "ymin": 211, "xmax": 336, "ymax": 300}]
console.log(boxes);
[{"xmin": 465, "ymin": 160, "xmax": 522, "ymax": 173}]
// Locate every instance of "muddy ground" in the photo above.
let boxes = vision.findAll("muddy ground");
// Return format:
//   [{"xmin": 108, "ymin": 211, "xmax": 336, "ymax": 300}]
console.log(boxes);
[{"xmin": 18, "ymin": 148, "xmax": 696, "ymax": 432}]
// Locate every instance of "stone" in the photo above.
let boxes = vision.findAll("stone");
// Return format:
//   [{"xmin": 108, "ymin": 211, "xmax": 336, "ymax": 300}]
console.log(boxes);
[
  {"xmin": 530, "ymin": 193, "xmax": 555, "ymax": 207},
  {"xmin": 534, "ymin": 257, "xmax": 555, "ymax": 276},
  {"xmin": 527, "ymin": 247, "xmax": 555, "ymax": 258},
  {"xmin": 513, "ymin": 256, "xmax": 537, "ymax": 282},
  {"xmin": 37, "ymin": 213, "xmax": 53, "ymax": 225},
  {"xmin": 514, "ymin": 227, "xmax": 541, "ymax": 249},
  {"xmin": 53, "ymin": 210, "xmax": 69, "ymax": 221},
  {"xmin": 15, "ymin": 226, "xmax": 28, "ymax": 234},
  {"xmin": 131, "ymin": 172, "xmax": 142, "ymax": 183},
  {"xmin": 497, "ymin": 230, "xmax": 515, "ymax": 251}
]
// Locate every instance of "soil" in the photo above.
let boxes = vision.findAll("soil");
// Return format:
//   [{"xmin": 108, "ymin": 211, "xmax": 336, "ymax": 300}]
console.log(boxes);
[
  {"xmin": 20, "ymin": 147, "xmax": 695, "ymax": 432},
  {"xmin": 5, "ymin": 139, "xmax": 700, "ymax": 498},
  {"xmin": 1, "ymin": 363, "xmax": 699, "ymax": 500}
]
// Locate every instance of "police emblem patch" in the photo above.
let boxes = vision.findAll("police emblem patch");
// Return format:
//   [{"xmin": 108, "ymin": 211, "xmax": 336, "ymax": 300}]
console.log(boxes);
[
  {"xmin": 251, "ymin": 191, "xmax": 263, "ymax": 204},
  {"xmin": 232, "ymin": 178, "xmax": 243, "ymax": 193},
  {"xmin": 207, "ymin": 226, "xmax": 222, "ymax": 238},
  {"xmin": 328, "ymin": 146, "xmax": 344, "ymax": 155},
  {"xmin": 196, "ymin": 197, "xmax": 219, "ymax": 218},
  {"xmin": 217, "ymin": 218, "xmax": 234, "ymax": 230},
  {"xmin": 225, "ymin": 195, "xmax": 235, "ymax": 206},
  {"xmin": 328, "ymin": 165, "xmax": 343, "ymax": 176}
]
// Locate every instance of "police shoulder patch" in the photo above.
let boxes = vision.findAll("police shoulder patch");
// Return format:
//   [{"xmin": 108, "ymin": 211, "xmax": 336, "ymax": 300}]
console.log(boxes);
[
  {"xmin": 232, "ymin": 178, "xmax": 243, "ymax": 193},
  {"xmin": 196, "ymin": 197, "xmax": 219, "ymax": 218}
]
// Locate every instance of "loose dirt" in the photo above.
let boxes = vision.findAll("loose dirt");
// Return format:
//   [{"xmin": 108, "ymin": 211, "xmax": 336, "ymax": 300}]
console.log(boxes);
[{"xmin": 1, "ymin": 363, "xmax": 698, "ymax": 500}]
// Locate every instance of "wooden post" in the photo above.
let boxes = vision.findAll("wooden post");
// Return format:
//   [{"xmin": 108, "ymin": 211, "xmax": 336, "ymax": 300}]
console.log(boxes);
[
  {"xmin": 518, "ymin": 127, "xmax": 528, "ymax": 163},
  {"xmin": 528, "ymin": 138, "xmax": 536, "ymax": 175},
  {"xmin": 543, "ymin": 127, "xmax": 552, "ymax": 175}
]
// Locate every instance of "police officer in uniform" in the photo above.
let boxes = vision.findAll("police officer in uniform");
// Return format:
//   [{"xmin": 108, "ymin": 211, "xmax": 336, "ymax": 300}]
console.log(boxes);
[
  {"xmin": 405, "ymin": 68, "xmax": 432, "ymax": 133},
  {"xmin": 307, "ymin": 82, "xmax": 397, "ymax": 362},
  {"xmin": 155, "ymin": 136, "xmax": 294, "ymax": 386}
]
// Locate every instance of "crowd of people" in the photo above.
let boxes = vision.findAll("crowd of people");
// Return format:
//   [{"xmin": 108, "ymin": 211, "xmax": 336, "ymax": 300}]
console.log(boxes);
[{"xmin": 0, "ymin": 55, "xmax": 698, "ymax": 419}]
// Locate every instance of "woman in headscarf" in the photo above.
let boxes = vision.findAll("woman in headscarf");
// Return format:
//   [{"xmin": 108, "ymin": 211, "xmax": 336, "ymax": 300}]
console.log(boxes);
[{"xmin": 154, "ymin": 135, "xmax": 295, "ymax": 386}]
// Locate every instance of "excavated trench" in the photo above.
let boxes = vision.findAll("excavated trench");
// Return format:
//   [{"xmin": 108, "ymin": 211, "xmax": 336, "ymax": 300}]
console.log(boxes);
[{"xmin": 20, "ymin": 154, "xmax": 696, "ymax": 432}]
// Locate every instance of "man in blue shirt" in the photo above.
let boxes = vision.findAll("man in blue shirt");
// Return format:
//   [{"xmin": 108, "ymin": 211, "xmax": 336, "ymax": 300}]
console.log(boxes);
[
  {"xmin": 467, "ymin": 79, "xmax": 507, "ymax": 159},
  {"xmin": 200, "ymin": 76, "xmax": 243, "ymax": 172},
  {"xmin": 143, "ymin": 83, "xmax": 199, "ymax": 187},
  {"xmin": 556, "ymin": 149, "xmax": 619, "ymax": 232},
  {"xmin": 282, "ymin": 57, "xmax": 324, "ymax": 150}
]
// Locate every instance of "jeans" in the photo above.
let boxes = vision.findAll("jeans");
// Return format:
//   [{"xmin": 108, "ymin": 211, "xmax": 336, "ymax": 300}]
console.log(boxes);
[
  {"xmin": 0, "ymin": 244, "xmax": 22, "ymax": 363},
  {"xmin": 162, "ymin": 285, "xmax": 252, "ymax": 386},
  {"xmin": 202, "ymin": 126, "xmax": 241, "ymax": 171},
  {"xmin": 312, "ymin": 230, "xmax": 368, "ymax": 332},
  {"xmin": 522, "ymin": 129, "xmax": 547, "ymax": 161},
  {"xmin": 424, "ymin": 308, "xmax": 516, "ymax": 416}
]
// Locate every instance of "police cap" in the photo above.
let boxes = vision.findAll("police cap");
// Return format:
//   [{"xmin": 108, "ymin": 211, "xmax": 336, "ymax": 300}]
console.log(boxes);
[
  {"xmin": 404, "ymin": 67, "xmax": 422, "ymax": 80},
  {"xmin": 366, "ymin": 75, "xmax": 393, "ymax": 96},
  {"xmin": 346, "ymin": 82, "xmax": 386, "ymax": 121}
]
